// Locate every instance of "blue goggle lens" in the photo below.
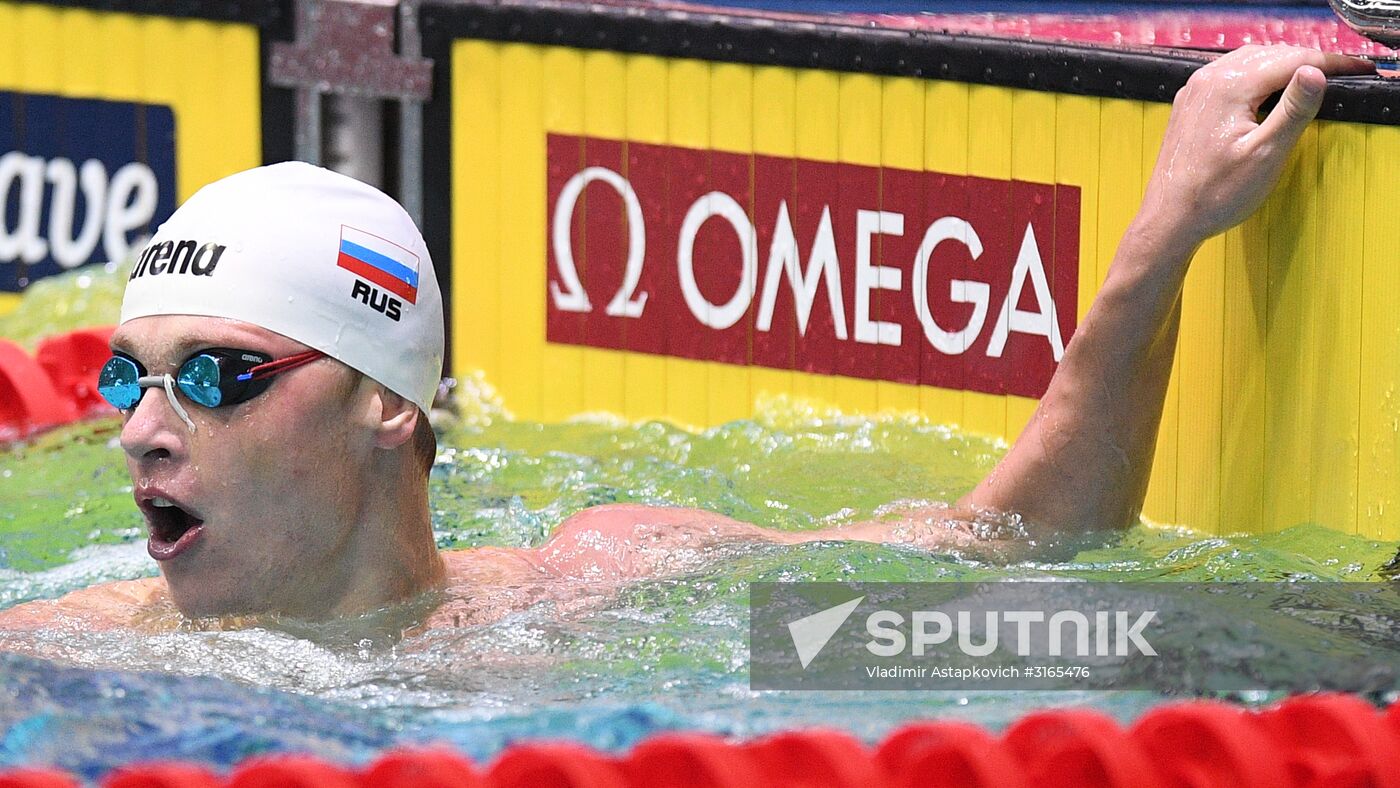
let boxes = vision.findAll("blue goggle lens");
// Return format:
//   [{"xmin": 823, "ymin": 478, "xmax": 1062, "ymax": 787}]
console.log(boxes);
[
  {"xmin": 95, "ymin": 347, "xmax": 316, "ymax": 414},
  {"xmin": 176, "ymin": 355, "xmax": 224, "ymax": 408},
  {"xmin": 97, "ymin": 356, "xmax": 143, "ymax": 410}
]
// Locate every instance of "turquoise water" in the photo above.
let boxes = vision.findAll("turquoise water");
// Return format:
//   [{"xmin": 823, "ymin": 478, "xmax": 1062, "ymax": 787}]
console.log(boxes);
[{"xmin": 2, "ymin": 264, "xmax": 1398, "ymax": 780}]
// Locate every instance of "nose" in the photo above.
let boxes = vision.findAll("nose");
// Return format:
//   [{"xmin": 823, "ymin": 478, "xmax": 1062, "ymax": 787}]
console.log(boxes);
[{"xmin": 120, "ymin": 382, "xmax": 191, "ymax": 463}]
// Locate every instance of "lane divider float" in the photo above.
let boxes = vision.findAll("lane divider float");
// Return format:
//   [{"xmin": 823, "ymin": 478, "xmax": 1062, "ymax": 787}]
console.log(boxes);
[
  {"xmin": 2, "ymin": 694, "xmax": 1399, "ymax": 787},
  {"xmin": 0, "ymin": 326, "xmax": 115, "ymax": 441}
]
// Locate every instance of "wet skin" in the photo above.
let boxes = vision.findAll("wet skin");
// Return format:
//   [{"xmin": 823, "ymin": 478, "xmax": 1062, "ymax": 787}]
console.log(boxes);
[
  {"xmin": 0, "ymin": 44, "xmax": 1377, "ymax": 634},
  {"xmin": 98, "ymin": 315, "xmax": 443, "ymax": 621},
  {"xmin": 0, "ymin": 314, "xmax": 992, "ymax": 632}
]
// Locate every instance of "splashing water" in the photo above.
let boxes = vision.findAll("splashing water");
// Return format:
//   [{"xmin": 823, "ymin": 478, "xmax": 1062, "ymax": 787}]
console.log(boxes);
[{"xmin": 1, "ymin": 263, "xmax": 1397, "ymax": 780}]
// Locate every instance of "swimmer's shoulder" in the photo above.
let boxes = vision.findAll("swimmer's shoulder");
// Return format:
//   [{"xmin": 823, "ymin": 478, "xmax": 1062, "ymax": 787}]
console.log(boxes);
[
  {"xmin": 0, "ymin": 577, "xmax": 165, "ymax": 632},
  {"xmin": 441, "ymin": 545, "xmax": 544, "ymax": 583},
  {"xmin": 61, "ymin": 576, "xmax": 165, "ymax": 607}
]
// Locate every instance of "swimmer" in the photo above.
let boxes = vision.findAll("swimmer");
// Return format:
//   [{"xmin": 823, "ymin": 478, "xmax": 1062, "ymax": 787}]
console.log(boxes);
[{"xmin": 0, "ymin": 44, "xmax": 1374, "ymax": 632}]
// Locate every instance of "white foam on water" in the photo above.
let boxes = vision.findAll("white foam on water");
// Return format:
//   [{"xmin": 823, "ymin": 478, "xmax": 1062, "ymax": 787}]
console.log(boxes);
[{"xmin": 0, "ymin": 541, "xmax": 153, "ymax": 607}]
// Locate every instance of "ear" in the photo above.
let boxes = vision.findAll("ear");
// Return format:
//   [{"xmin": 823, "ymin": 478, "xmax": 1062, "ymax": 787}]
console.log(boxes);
[{"xmin": 372, "ymin": 387, "xmax": 420, "ymax": 450}]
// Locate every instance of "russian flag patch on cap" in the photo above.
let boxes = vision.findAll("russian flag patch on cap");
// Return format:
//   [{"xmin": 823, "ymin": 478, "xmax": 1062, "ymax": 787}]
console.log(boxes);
[{"xmin": 337, "ymin": 225, "xmax": 419, "ymax": 304}]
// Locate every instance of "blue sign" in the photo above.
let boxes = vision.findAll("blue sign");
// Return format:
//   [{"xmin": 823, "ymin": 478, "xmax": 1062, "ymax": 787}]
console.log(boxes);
[{"xmin": 0, "ymin": 91, "xmax": 177, "ymax": 292}]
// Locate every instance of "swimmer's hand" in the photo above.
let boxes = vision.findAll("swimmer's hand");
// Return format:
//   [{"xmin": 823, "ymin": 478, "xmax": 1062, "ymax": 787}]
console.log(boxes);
[
  {"xmin": 957, "ymin": 45, "xmax": 1370, "ymax": 536},
  {"xmin": 1141, "ymin": 45, "xmax": 1373, "ymax": 248}
]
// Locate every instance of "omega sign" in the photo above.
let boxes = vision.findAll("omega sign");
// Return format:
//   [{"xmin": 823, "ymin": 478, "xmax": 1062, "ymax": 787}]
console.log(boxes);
[{"xmin": 545, "ymin": 133, "xmax": 1079, "ymax": 398}]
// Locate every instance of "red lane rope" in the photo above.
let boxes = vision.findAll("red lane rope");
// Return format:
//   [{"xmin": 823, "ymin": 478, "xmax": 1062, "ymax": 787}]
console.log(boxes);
[
  {"xmin": 3, "ymin": 695, "xmax": 1398, "ymax": 788},
  {"xmin": 0, "ymin": 327, "xmax": 115, "ymax": 442}
]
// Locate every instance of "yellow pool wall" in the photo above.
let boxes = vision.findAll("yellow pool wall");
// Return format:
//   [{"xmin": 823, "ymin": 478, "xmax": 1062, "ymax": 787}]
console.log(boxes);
[
  {"xmin": 449, "ymin": 40, "xmax": 1400, "ymax": 541},
  {"xmin": 0, "ymin": 1, "xmax": 263, "ymax": 315}
]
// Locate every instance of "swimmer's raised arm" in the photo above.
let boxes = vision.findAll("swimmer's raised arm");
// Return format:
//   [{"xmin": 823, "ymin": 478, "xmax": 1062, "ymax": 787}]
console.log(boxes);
[
  {"xmin": 514, "ymin": 46, "xmax": 1379, "ymax": 577},
  {"xmin": 958, "ymin": 45, "xmax": 1374, "ymax": 534}
]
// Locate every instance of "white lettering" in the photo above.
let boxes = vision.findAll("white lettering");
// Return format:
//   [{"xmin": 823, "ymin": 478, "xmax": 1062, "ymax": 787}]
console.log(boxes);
[
  {"xmin": 1002, "ymin": 610, "xmax": 1044, "ymax": 656},
  {"xmin": 853, "ymin": 209, "xmax": 903, "ymax": 346},
  {"xmin": 0, "ymin": 155, "xmax": 159, "ymax": 270},
  {"xmin": 1116, "ymin": 611, "xmax": 1157, "ymax": 656},
  {"xmin": 865, "ymin": 610, "xmax": 905, "ymax": 657},
  {"xmin": 1048, "ymin": 611, "xmax": 1091, "ymax": 656},
  {"xmin": 911, "ymin": 611, "xmax": 952, "ymax": 656},
  {"xmin": 957, "ymin": 610, "xmax": 998, "ymax": 657},
  {"xmin": 550, "ymin": 166, "xmax": 650, "ymax": 316},
  {"xmin": 103, "ymin": 162, "xmax": 158, "ymax": 265},
  {"xmin": 987, "ymin": 223, "xmax": 1065, "ymax": 361},
  {"xmin": 677, "ymin": 191, "xmax": 757, "ymax": 330},
  {"xmin": 46, "ymin": 158, "xmax": 107, "ymax": 268},
  {"xmin": 0, "ymin": 152, "xmax": 49, "ymax": 264},
  {"xmin": 912, "ymin": 216, "xmax": 991, "ymax": 355},
  {"xmin": 755, "ymin": 201, "xmax": 848, "ymax": 340}
]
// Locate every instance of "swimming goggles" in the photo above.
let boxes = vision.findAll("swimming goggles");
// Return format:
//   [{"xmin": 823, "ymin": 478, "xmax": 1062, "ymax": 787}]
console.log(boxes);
[{"xmin": 98, "ymin": 348, "xmax": 325, "ymax": 431}]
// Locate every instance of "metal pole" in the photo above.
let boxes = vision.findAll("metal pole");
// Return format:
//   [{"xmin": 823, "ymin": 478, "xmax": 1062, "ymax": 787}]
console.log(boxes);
[
  {"xmin": 295, "ymin": 87, "xmax": 322, "ymax": 166},
  {"xmin": 397, "ymin": 0, "xmax": 424, "ymax": 226}
]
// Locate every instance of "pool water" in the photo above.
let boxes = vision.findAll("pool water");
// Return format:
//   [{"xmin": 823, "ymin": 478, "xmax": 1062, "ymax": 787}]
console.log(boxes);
[{"xmin": 2, "ymin": 264, "xmax": 1398, "ymax": 781}]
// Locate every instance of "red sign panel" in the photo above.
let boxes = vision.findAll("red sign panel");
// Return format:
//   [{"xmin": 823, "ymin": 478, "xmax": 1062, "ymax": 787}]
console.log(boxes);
[{"xmin": 545, "ymin": 133, "xmax": 1079, "ymax": 399}]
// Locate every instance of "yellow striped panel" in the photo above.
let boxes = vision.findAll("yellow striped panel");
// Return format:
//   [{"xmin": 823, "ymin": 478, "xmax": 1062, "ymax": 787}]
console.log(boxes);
[
  {"xmin": 444, "ymin": 41, "xmax": 1400, "ymax": 541},
  {"xmin": 1006, "ymin": 86, "xmax": 1057, "ymax": 439},
  {"xmin": 1261, "ymin": 125, "xmax": 1320, "ymax": 532},
  {"xmin": 497, "ymin": 43, "xmax": 546, "ymax": 418},
  {"xmin": 537, "ymin": 47, "xmax": 588, "ymax": 420},
  {"xmin": 834, "ymin": 72, "xmax": 881, "ymax": 415},
  {"xmin": 0, "ymin": 4, "xmax": 15, "ymax": 89},
  {"xmin": 749, "ymin": 64, "xmax": 797, "ymax": 409},
  {"xmin": 1096, "ymin": 99, "xmax": 1143, "ymax": 293},
  {"xmin": 1359, "ymin": 124, "xmax": 1400, "ymax": 541},
  {"xmin": 452, "ymin": 41, "xmax": 503, "ymax": 409},
  {"xmin": 94, "ymin": 8, "xmax": 142, "ymax": 116},
  {"xmin": 57, "ymin": 7, "xmax": 99, "ymax": 95},
  {"xmin": 790, "ymin": 68, "xmax": 841, "ymax": 409},
  {"xmin": 664, "ymin": 58, "xmax": 712, "ymax": 429},
  {"xmin": 579, "ymin": 50, "xmax": 629, "ymax": 416},
  {"xmin": 1310, "ymin": 121, "xmax": 1365, "ymax": 535},
  {"xmin": 622, "ymin": 54, "xmax": 671, "ymax": 422},
  {"xmin": 1219, "ymin": 223, "xmax": 1268, "ymax": 535},
  {"xmin": 877, "ymin": 76, "xmax": 924, "ymax": 416},
  {"xmin": 962, "ymin": 84, "xmax": 1012, "ymax": 440},
  {"xmin": 920, "ymin": 79, "xmax": 969, "ymax": 428},
  {"xmin": 14, "ymin": 4, "xmax": 61, "ymax": 99},
  {"xmin": 706, "ymin": 62, "xmax": 754, "ymax": 425},
  {"xmin": 1175, "ymin": 230, "xmax": 1225, "ymax": 534},
  {"xmin": 1053, "ymin": 93, "xmax": 1102, "ymax": 368}
]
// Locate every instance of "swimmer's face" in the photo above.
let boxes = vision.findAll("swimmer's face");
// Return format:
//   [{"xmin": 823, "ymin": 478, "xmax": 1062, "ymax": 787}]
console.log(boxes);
[{"xmin": 110, "ymin": 315, "xmax": 376, "ymax": 619}]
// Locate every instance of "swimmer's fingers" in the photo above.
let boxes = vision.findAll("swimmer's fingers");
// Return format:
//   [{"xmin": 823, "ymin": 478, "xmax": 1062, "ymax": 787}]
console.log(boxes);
[
  {"xmin": 1247, "ymin": 50, "xmax": 1370, "ymax": 140},
  {"xmin": 1248, "ymin": 65, "xmax": 1328, "ymax": 154},
  {"xmin": 1145, "ymin": 46, "xmax": 1372, "ymax": 241},
  {"xmin": 1219, "ymin": 46, "xmax": 1373, "ymax": 106},
  {"xmin": 1242, "ymin": 49, "xmax": 1374, "ymax": 97},
  {"xmin": 1246, "ymin": 50, "xmax": 1371, "ymax": 124}
]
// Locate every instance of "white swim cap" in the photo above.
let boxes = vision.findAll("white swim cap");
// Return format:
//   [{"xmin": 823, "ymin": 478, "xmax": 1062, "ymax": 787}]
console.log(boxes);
[{"xmin": 119, "ymin": 162, "xmax": 444, "ymax": 414}]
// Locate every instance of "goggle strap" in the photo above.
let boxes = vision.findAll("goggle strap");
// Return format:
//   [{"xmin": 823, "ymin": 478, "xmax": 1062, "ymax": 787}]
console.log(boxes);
[
  {"xmin": 137, "ymin": 373, "xmax": 197, "ymax": 433},
  {"xmin": 238, "ymin": 350, "xmax": 324, "ymax": 382}
]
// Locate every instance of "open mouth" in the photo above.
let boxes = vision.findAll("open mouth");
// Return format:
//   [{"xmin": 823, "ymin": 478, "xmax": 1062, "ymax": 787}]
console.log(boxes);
[{"xmin": 144, "ymin": 496, "xmax": 205, "ymax": 561}]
